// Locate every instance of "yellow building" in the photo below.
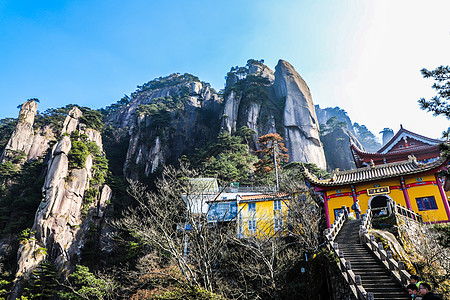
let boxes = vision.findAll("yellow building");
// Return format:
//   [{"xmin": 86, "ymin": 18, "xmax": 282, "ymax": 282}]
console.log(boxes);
[
  {"xmin": 303, "ymin": 156, "xmax": 450, "ymax": 227},
  {"xmin": 237, "ymin": 193, "xmax": 291, "ymax": 237}
]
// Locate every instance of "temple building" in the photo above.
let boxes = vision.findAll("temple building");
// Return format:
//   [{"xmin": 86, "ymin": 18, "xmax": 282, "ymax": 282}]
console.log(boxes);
[
  {"xmin": 351, "ymin": 125, "xmax": 442, "ymax": 167},
  {"xmin": 304, "ymin": 126, "xmax": 450, "ymax": 227}
]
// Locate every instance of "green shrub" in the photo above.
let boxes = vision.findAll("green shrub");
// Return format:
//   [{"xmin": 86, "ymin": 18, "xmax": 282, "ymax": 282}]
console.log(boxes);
[
  {"xmin": 68, "ymin": 141, "xmax": 89, "ymax": 169},
  {"xmin": 82, "ymin": 188, "xmax": 99, "ymax": 215}
]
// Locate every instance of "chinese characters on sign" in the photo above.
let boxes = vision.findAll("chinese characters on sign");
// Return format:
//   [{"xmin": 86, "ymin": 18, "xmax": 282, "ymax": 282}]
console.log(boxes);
[{"xmin": 367, "ymin": 186, "xmax": 390, "ymax": 196}]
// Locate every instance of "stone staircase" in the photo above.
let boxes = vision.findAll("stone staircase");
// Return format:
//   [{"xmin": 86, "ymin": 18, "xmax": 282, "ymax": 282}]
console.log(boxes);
[{"xmin": 334, "ymin": 219, "xmax": 410, "ymax": 300}]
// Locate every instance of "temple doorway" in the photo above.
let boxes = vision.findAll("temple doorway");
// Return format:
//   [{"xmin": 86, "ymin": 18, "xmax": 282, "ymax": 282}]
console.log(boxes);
[{"xmin": 370, "ymin": 195, "xmax": 390, "ymax": 216}]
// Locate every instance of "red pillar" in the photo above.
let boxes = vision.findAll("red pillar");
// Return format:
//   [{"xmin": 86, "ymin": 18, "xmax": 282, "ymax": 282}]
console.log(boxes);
[
  {"xmin": 323, "ymin": 191, "xmax": 331, "ymax": 228},
  {"xmin": 435, "ymin": 174, "xmax": 450, "ymax": 221},
  {"xmin": 351, "ymin": 185, "xmax": 358, "ymax": 203},
  {"xmin": 400, "ymin": 176, "xmax": 413, "ymax": 211}
]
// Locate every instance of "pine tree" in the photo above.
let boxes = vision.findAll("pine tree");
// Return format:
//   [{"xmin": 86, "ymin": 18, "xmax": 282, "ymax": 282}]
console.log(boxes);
[
  {"xmin": 23, "ymin": 261, "xmax": 58, "ymax": 299},
  {"xmin": 418, "ymin": 65, "xmax": 450, "ymax": 119}
]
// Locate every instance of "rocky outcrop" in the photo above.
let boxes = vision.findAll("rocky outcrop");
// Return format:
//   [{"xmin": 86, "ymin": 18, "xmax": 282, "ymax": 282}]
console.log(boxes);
[
  {"xmin": 10, "ymin": 109, "xmax": 112, "ymax": 298},
  {"xmin": 248, "ymin": 60, "xmax": 275, "ymax": 83},
  {"xmin": 107, "ymin": 61, "xmax": 382, "ymax": 179},
  {"xmin": 219, "ymin": 60, "xmax": 327, "ymax": 168},
  {"xmin": 273, "ymin": 60, "xmax": 326, "ymax": 169},
  {"xmin": 0, "ymin": 100, "xmax": 38, "ymax": 163},
  {"xmin": 61, "ymin": 106, "xmax": 83, "ymax": 135},
  {"xmin": 111, "ymin": 77, "xmax": 222, "ymax": 179},
  {"xmin": 321, "ymin": 127, "xmax": 362, "ymax": 171},
  {"xmin": 315, "ymin": 105, "xmax": 355, "ymax": 134},
  {"xmin": 381, "ymin": 128, "xmax": 394, "ymax": 146}
]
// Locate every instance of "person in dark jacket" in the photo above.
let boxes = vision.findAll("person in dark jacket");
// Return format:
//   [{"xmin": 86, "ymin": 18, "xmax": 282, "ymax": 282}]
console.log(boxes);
[
  {"xmin": 410, "ymin": 274, "xmax": 423, "ymax": 289},
  {"xmin": 419, "ymin": 283, "xmax": 442, "ymax": 300},
  {"xmin": 407, "ymin": 283, "xmax": 422, "ymax": 299}
]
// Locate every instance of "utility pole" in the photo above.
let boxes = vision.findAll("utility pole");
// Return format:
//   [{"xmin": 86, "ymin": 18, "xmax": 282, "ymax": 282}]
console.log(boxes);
[{"xmin": 273, "ymin": 140, "xmax": 279, "ymax": 192}]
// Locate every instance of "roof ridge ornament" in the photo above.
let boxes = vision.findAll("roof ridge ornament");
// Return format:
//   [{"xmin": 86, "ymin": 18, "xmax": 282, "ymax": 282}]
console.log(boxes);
[{"xmin": 408, "ymin": 154, "xmax": 417, "ymax": 164}]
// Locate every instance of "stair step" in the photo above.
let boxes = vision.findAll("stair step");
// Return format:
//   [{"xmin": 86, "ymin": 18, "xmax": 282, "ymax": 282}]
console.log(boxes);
[{"xmin": 333, "ymin": 219, "xmax": 410, "ymax": 299}]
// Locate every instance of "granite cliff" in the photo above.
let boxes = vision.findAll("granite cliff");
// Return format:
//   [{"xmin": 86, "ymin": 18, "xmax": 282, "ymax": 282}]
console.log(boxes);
[
  {"xmin": 0, "ymin": 103, "xmax": 112, "ymax": 298},
  {"xmin": 105, "ymin": 60, "xmax": 328, "ymax": 181},
  {"xmin": 220, "ymin": 59, "xmax": 326, "ymax": 169}
]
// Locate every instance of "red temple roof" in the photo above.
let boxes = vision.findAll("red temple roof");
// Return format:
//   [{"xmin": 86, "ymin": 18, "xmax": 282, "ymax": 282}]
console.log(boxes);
[{"xmin": 351, "ymin": 126, "xmax": 443, "ymax": 167}]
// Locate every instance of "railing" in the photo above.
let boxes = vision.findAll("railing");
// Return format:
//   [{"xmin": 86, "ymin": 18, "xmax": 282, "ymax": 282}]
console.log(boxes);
[
  {"xmin": 324, "ymin": 211, "xmax": 373, "ymax": 299},
  {"xmin": 323, "ymin": 209, "xmax": 347, "ymax": 243},
  {"xmin": 393, "ymin": 202, "xmax": 424, "ymax": 223},
  {"xmin": 359, "ymin": 206, "xmax": 411, "ymax": 289},
  {"xmin": 332, "ymin": 242, "xmax": 373, "ymax": 300}
]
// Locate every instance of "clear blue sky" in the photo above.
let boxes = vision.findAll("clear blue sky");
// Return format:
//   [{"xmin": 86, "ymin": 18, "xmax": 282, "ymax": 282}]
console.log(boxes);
[{"xmin": 0, "ymin": 0, "xmax": 449, "ymax": 139}]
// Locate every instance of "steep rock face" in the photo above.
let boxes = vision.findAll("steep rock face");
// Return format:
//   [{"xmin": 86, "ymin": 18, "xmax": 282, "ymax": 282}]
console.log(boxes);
[
  {"xmin": 11, "ymin": 109, "xmax": 112, "ymax": 298},
  {"xmin": 221, "ymin": 90, "xmax": 242, "ymax": 133},
  {"xmin": 321, "ymin": 127, "xmax": 362, "ymax": 171},
  {"xmin": 315, "ymin": 105, "xmax": 355, "ymax": 134},
  {"xmin": 0, "ymin": 100, "xmax": 37, "ymax": 162},
  {"xmin": 273, "ymin": 60, "xmax": 326, "ymax": 169},
  {"xmin": 27, "ymin": 125, "xmax": 55, "ymax": 160},
  {"xmin": 107, "ymin": 76, "xmax": 222, "ymax": 179}
]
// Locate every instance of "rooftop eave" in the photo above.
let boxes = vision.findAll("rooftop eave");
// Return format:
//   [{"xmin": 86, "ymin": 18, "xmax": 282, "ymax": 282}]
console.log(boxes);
[{"xmin": 303, "ymin": 157, "xmax": 448, "ymax": 187}]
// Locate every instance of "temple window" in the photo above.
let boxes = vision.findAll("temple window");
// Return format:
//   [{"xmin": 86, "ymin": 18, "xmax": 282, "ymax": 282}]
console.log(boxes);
[
  {"xmin": 248, "ymin": 202, "xmax": 256, "ymax": 212},
  {"xmin": 416, "ymin": 196, "xmax": 438, "ymax": 211}
]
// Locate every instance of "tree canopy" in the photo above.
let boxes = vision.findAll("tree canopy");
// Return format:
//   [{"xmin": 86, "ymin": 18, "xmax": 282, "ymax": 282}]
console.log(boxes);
[
  {"xmin": 254, "ymin": 133, "xmax": 289, "ymax": 184},
  {"xmin": 418, "ymin": 65, "xmax": 450, "ymax": 119}
]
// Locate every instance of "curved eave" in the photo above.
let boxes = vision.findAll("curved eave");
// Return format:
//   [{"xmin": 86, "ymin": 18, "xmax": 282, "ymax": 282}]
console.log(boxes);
[
  {"xmin": 351, "ymin": 143, "xmax": 441, "ymax": 159},
  {"xmin": 378, "ymin": 127, "xmax": 443, "ymax": 154},
  {"xmin": 303, "ymin": 157, "xmax": 448, "ymax": 187}
]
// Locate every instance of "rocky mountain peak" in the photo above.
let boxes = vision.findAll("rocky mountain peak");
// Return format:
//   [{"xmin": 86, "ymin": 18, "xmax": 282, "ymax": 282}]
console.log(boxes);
[
  {"xmin": 247, "ymin": 59, "xmax": 275, "ymax": 82},
  {"xmin": 61, "ymin": 106, "xmax": 83, "ymax": 135},
  {"xmin": 0, "ymin": 99, "xmax": 38, "ymax": 163},
  {"xmin": 273, "ymin": 59, "xmax": 326, "ymax": 168}
]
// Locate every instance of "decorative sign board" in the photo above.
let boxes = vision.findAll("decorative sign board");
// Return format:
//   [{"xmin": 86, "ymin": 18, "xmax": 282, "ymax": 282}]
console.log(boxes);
[{"xmin": 367, "ymin": 186, "xmax": 390, "ymax": 196}]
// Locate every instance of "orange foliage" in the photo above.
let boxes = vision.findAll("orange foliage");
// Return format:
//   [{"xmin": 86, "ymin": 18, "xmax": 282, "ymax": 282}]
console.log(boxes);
[{"xmin": 254, "ymin": 133, "xmax": 289, "ymax": 175}]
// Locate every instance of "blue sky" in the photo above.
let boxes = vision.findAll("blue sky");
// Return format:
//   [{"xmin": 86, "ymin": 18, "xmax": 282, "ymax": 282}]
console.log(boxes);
[{"xmin": 0, "ymin": 0, "xmax": 449, "ymax": 139}]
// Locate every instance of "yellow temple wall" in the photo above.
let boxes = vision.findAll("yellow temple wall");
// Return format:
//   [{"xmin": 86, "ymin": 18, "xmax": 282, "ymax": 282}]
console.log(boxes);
[
  {"xmin": 326, "ymin": 174, "xmax": 449, "ymax": 224},
  {"xmin": 405, "ymin": 174, "xmax": 447, "ymax": 222}
]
